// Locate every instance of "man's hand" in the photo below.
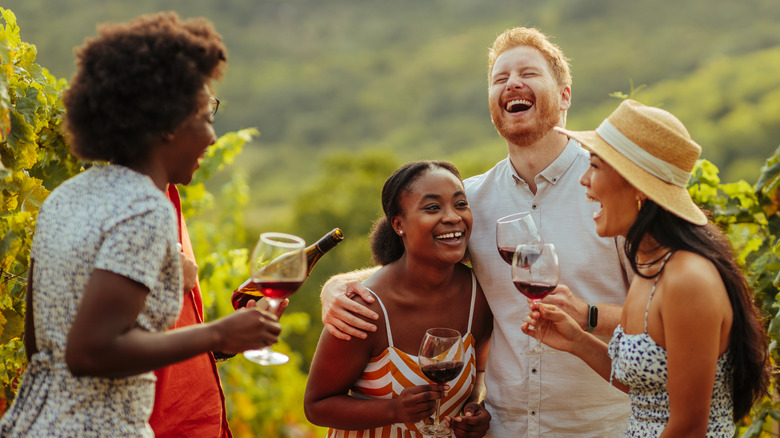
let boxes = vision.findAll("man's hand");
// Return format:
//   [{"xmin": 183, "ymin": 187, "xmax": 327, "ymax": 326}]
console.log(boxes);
[{"xmin": 321, "ymin": 273, "xmax": 379, "ymax": 340}]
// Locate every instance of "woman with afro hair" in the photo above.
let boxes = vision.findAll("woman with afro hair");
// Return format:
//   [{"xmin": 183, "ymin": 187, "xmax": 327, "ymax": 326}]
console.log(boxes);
[{"xmin": 0, "ymin": 12, "xmax": 281, "ymax": 437}]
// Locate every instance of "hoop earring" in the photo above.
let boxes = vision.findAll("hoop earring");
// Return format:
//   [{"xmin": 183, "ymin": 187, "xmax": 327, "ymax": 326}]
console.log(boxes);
[{"xmin": 637, "ymin": 199, "xmax": 642, "ymax": 212}]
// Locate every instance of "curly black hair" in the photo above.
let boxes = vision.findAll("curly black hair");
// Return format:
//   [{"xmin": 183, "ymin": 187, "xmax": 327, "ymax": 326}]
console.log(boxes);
[
  {"xmin": 63, "ymin": 11, "xmax": 227, "ymax": 166},
  {"xmin": 369, "ymin": 160, "xmax": 462, "ymax": 265}
]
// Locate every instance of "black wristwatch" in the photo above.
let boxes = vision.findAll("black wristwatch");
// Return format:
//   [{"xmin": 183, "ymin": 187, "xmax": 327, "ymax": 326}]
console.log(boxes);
[{"xmin": 586, "ymin": 303, "xmax": 598, "ymax": 333}]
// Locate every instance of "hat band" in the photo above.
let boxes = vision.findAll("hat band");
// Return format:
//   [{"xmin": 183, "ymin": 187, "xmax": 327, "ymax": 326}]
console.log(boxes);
[{"xmin": 596, "ymin": 120, "xmax": 690, "ymax": 187}]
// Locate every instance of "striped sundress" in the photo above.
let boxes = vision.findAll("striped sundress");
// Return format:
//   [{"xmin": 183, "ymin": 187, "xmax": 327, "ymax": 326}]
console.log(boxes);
[{"xmin": 327, "ymin": 271, "xmax": 479, "ymax": 438}]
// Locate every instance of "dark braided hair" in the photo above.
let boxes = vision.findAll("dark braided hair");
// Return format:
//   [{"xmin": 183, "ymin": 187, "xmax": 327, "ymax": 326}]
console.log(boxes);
[
  {"xmin": 369, "ymin": 161, "xmax": 461, "ymax": 265},
  {"xmin": 626, "ymin": 200, "xmax": 769, "ymax": 421}
]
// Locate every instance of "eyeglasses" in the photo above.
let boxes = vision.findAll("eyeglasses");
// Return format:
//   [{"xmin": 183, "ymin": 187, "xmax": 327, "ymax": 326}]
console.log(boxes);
[{"xmin": 209, "ymin": 96, "xmax": 220, "ymax": 120}]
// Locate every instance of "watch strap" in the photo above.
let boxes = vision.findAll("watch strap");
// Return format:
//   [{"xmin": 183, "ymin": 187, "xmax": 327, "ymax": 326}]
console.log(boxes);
[{"xmin": 586, "ymin": 302, "xmax": 598, "ymax": 333}]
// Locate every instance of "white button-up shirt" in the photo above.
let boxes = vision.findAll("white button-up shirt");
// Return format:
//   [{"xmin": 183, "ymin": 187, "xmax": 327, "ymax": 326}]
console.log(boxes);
[{"xmin": 464, "ymin": 140, "xmax": 632, "ymax": 437}]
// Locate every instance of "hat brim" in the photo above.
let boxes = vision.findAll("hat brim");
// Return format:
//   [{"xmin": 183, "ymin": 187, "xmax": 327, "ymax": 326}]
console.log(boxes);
[{"xmin": 555, "ymin": 127, "xmax": 707, "ymax": 226}]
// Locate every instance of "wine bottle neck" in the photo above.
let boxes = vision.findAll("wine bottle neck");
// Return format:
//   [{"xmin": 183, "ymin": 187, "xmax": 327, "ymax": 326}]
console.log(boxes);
[{"xmin": 311, "ymin": 229, "xmax": 343, "ymax": 254}]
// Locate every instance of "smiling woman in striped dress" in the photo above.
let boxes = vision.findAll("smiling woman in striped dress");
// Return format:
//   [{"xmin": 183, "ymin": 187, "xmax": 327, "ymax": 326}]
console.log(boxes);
[{"xmin": 304, "ymin": 161, "xmax": 493, "ymax": 437}]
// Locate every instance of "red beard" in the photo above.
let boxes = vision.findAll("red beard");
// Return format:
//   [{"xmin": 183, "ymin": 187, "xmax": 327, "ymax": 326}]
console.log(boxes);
[{"xmin": 489, "ymin": 94, "xmax": 561, "ymax": 146}]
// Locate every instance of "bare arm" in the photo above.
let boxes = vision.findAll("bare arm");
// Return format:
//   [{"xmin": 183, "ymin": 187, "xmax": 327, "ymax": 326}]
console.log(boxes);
[
  {"xmin": 320, "ymin": 266, "xmax": 380, "ymax": 340},
  {"xmin": 304, "ymin": 325, "xmax": 443, "ymax": 429},
  {"xmin": 659, "ymin": 255, "xmax": 726, "ymax": 437},
  {"xmin": 65, "ymin": 269, "xmax": 282, "ymax": 378}
]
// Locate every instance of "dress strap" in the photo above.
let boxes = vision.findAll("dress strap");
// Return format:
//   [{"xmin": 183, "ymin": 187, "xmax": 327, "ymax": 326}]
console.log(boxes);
[
  {"xmin": 366, "ymin": 288, "xmax": 394, "ymax": 348},
  {"xmin": 643, "ymin": 251, "xmax": 674, "ymax": 333},
  {"xmin": 467, "ymin": 270, "xmax": 476, "ymax": 335}
]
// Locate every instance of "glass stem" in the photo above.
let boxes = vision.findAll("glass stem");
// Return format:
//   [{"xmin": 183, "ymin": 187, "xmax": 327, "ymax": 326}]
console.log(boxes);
[
  {"xmin": 534, "ymin": 299, "xmax": 543, "ymax": 353},
  {"xmin": 266, "ymin": 297, "xmax": 280, "ymax": 315},
  {"xmin": 257, "ymin": 298, "xmax": 281, "ymax": 355},
  {"xmin": 432, "ymin": 397, "xmax": 442, "ymax": 428}
]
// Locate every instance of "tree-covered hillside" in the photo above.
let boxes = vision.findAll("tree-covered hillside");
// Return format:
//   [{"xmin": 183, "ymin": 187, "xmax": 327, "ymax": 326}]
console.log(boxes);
[{"xmin": 5, "ymin": 0, "xmax": 780, "ymax": 236}]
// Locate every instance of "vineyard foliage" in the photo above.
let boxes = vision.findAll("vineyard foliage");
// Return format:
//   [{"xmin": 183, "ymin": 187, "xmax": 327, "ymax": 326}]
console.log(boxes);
[
  {"xmin": 0, "ymin": 8, "xmax": 318, "ymax": 437},
  {"xmin": 1, "ymin": 6, "xmax": 779, "ymax": 437}
]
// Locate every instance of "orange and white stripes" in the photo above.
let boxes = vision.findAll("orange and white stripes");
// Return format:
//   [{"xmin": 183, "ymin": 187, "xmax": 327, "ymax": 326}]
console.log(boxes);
[{"xmin": 327, "ymin": 272, "xmax": 478, "ymax": 438}]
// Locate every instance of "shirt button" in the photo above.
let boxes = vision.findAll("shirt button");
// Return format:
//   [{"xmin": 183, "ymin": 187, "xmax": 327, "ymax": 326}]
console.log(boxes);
[
  {"xmin": 532, "ymin": 204, "xmax": 538, "ymax": 210},
  {"xmin": 531, "ymin": 411, "xmax": 537, "ymax": 416},
  {"xmin": 531, "ymin": 368, "xmax": 537, "ymax": 374}
]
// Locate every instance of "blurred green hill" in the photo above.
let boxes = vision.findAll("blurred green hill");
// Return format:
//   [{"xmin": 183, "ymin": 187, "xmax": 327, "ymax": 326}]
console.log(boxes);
[{"xmin": 6, "ymin": 1, "xmax": 780, "ymax": 234}]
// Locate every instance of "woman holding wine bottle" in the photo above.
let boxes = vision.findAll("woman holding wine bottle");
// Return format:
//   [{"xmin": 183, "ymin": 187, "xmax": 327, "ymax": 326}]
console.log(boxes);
[
  {"xmin": 0, "ymin": 13, "xmax": 282, "ymax": 437},
  {"xmin": 522, "ymin": 99, "xmax": 769, "ymax": 436},
  {"xmin": 304, "ymin": 161, "xmax": 493, "ymax": 437}
]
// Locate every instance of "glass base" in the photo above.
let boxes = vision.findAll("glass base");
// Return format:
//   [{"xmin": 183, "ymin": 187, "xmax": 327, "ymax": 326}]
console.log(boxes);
[
  {"xmin": 244, "ymin": 348, "xmax": 289, "ymax": 365},
  {"xmin": 418, "ymin": 424, "xmax": 452, "ymax": 437}
]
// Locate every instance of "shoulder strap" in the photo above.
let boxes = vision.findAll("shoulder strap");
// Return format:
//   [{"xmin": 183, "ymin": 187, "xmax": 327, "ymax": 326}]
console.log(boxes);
[
  {"xmin": 366, "ymin": 288, "xmax": 394, "ymax": 348},
  {"xmin": 643, "ymin": 251, "xmax": 674, "ymax": 333},
  {"xmin": 467, "ymin": 270, "xmax": 476, "ymax": 335}
]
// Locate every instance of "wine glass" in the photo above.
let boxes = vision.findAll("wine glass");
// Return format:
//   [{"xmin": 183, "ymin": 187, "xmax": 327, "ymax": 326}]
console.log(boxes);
[
  {"xmin": 243, "ymin": 232, "xmax": 307, "ymax": 366},
  {"xmin": 418, "ymin": 328, "xmax": 465, "ymax": 437},
  {"xmin": 496, "ymin": 212, "xmax": 541, "ymax": 265},
  {"xmin": 512, "ymin": 243, "xmax": 560, "ymax": 354}
]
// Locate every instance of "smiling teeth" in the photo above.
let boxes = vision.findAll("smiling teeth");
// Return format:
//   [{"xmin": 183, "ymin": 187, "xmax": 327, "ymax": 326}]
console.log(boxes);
[
  {"xmin": 436, "ymin": 232, "xmax": 463, "ymax": 239},
  {"xmin": 506, "ymin": 99, "xmax": 532, "ymax": 111}
]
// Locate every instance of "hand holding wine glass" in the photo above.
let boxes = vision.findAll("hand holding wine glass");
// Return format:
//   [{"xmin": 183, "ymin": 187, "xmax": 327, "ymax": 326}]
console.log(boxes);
[
  {"xmin": 418, "ymin": 328, "xmax": 465, "ymax": 437},
  {"xmin": 496, "ymin": 212, "xmax": 541, "ymax": 264},
  {"xmin": 512, "ymin": 243, "xmax": 560, "ymax": 354},
  {"xmin": 243, "ymin": 232, "xmax": 307, "ymax": 366}
]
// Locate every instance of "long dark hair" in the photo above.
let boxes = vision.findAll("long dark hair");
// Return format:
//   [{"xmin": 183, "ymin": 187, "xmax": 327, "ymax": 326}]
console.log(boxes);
[
  {"xmin": 626, "ymin": 200, "xmax": 769, "ymax": 421},
  {"xmin": 369, "ymin": 161, "xmax": 461, "ymax": 265}
]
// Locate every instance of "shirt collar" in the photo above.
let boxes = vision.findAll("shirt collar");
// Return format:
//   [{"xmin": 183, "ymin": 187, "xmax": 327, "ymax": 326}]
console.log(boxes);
[{"xmin": 510, "ymin": 138, "xmax": 581, "ymax": 186}]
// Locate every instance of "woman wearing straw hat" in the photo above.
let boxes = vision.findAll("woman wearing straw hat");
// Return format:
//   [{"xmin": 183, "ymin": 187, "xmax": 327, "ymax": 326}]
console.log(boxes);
[{"xmin": 522, "ymin": 99, "xmax": 769, "ymax": 436}]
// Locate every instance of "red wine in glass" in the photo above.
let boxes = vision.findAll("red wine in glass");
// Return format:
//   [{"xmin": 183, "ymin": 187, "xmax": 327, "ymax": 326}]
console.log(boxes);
[
  {"xmin": 513, "ymin": 281, "xmax": 555, "ymax": 300},
  {"xmin": 498, "ymin": 246, "xmax": 516, "ymax": 264},
  {"xmin": 501, "ymin": 246, "xmax": 541, "ymax": 267},
  {"xmin": 243, "ymin": 232, "xmax": 307, "ymax": 366},
  {"xmin": 421, "ymin": 361, "xmax": 464, "ymax": 384},
  {"xmin": 254, "ymin": 280, "xmax": 304, "ymax": 301},
  {"xmin": 496, "ymin": 212, "xmax": 541, "ymax": 265},
  {"xmin": 512, "ymin": 243, "xmax": 560, "ymax": 355},
  {"xmin": 418, "ymin": 328, "xmax": 464, "ymax": 436}
]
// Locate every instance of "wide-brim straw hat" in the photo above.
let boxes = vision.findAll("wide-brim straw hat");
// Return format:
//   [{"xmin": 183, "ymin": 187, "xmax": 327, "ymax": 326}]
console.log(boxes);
[{"xmin": 555, "ymin": 99, "xmax": 707, "ymax": 226}]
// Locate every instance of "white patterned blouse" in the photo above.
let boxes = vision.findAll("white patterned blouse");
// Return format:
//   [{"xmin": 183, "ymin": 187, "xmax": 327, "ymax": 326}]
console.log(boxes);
[{"xmin": 0, "ymin": 164, "xmax": 182, "ymax": 438}]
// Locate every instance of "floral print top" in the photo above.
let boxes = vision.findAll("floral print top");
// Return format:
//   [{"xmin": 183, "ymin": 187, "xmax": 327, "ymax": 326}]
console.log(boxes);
[
  {"xmin": 0, "ymin": 164, "xmax": 182, "ymax": 437},
  {"xmin": 608, "ymin": 252, "xmax": 734, "ymax": 437}
]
